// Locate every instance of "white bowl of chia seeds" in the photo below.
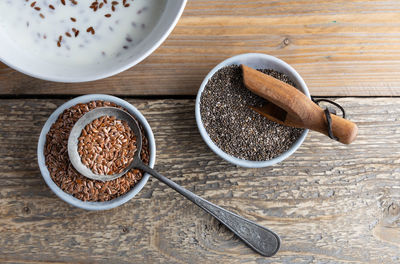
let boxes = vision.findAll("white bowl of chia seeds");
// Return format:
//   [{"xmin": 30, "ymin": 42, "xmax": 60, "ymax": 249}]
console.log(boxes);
[
  {"xmin": 195, "ymin": 53, "xmax": 310, "ymax": 168},
  {"xmin": 37, "ymin": 94, "xmax": 156, "ymax": 210}
]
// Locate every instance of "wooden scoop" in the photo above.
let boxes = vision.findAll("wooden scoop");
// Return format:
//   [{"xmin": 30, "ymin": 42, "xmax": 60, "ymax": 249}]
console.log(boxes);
[{"xmin": 241, "ymin": 64, "xmax": 357, "ymax": 144}]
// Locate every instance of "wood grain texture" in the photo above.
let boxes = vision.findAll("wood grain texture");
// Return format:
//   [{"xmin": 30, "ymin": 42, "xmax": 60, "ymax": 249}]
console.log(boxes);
[
  {"xmin": 0, "ymin": 98, "xmax": 399, "ymax": 263},
  {"xmin": 1, "ymin": 0, "xmax": 400, "ymax": 96}
]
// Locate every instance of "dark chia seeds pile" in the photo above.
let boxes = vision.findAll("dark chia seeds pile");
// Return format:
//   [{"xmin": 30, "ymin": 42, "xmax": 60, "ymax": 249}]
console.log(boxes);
[{"xmin": 200, "ymin": 65, "xmax": 304, "ymax": 161}]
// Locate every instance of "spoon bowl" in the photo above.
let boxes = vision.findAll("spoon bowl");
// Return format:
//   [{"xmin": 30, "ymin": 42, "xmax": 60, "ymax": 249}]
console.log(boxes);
[{"xmin": 68, "ymin": 107, "xmax": 143, "ymax": 182}]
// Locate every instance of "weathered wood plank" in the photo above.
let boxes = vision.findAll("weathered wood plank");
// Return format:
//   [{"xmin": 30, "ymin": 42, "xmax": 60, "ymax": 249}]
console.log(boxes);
[
  {"xmin": 0, "ymin": 98, "xmax": 399, "ymax": 263},
  {"xmin": 1, "ymin": 0, "xmax": 400, "ymax": 96}
]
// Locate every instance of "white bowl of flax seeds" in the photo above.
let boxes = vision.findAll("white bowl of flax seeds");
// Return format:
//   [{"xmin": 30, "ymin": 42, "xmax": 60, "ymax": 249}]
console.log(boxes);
[
  {"xmin": 196, "ymin": 53, "xmax": 310, "ymax": 168},
  {"xmin": 38, "ymin": 94, "xmax": 156, "ymax": 210}
]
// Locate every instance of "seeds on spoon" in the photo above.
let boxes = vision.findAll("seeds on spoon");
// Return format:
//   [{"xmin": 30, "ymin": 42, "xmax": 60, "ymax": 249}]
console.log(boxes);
[{"xmin": 78, "ymin": 115, "xmax": 137, "ymax": 175}]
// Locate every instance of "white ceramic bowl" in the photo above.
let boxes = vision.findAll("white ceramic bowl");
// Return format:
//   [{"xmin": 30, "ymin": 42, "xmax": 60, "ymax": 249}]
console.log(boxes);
[
  {"xmin": 37, "ymin": 94, "xmax": 156, "ymax": 210},
  {"xmin": 195, "ymin": 53, "xmax": 310, "ymax": 168},
  {"xmin": 0, "ymin": 1, "xmax": 186, "ymax": 82}
]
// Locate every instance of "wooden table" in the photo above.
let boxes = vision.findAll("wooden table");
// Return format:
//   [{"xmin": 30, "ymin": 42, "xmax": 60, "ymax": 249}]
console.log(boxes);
[{"xmin": 1, "ymin": 1, "xmax": 399, "ymax": 263}]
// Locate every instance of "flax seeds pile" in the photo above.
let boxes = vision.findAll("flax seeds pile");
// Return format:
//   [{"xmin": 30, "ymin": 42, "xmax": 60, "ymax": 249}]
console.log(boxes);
[{"xmin": 78, "ymin": 116, "xmax": 137, "ymax": 175}]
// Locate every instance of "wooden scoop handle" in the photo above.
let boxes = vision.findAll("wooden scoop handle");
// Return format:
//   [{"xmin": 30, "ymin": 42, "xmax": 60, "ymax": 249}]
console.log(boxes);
[
  {"xmin": 241, "ymin": 64, "xmax": 358, "ymax": 144},
  {"xmin": 310, "ymin": 106, "xmax": 358, "ymax": 144}
]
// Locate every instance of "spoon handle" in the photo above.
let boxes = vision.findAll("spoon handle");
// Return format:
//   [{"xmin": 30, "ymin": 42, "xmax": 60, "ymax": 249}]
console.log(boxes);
[{"xmin": 137, "ymin": 163, "xmax": 281, "ymax": 257}]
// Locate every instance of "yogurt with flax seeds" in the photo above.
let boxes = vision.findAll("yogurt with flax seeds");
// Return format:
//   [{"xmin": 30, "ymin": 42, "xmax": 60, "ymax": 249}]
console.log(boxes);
[{"xmin": 0, "ymin": 0, "xmax": 165, "ymax": 66}]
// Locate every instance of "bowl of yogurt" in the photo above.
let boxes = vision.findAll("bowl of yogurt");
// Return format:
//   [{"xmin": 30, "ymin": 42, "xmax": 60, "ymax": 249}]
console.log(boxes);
[{"xmin": 0, "ymin": 0, "xmax": 186, "ymax": 82}]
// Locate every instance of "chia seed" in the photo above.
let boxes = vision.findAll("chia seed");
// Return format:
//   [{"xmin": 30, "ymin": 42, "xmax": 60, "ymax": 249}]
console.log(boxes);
[{"xmin": 200, "ymin": 65, "xmax": 304, "ymax": 161}]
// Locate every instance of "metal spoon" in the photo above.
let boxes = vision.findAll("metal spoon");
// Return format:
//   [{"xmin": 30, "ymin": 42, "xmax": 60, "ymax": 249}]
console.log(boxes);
[{"xmin": 68, "ymin": 107, "xmax": 281, "ymax": 257}]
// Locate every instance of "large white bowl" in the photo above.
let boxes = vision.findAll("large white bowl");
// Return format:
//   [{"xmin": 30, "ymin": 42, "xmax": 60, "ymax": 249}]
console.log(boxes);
[
  {"xmin": 37, "ymin": 94, "xmax": 156, "ymax": 210},
  {"xmin": 0, "ymin": 1, "xmax": 186, "ymax": 82},
  {"xmin": 195, "ymin": 53, "xmax": 310, "ymax": 168}
]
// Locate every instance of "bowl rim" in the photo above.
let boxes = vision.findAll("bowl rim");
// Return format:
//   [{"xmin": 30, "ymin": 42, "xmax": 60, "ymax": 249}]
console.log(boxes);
[
  {"xmin": 195, "ymin": 53, "xmax": 310, "ymax": 168},
  {"xmin": 0, "ymin": 1, "xmax": 187, "ymax": 83},
  {"xmin": 37, "ymin": 94, "xmax": 156, "ymax": 210}
]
